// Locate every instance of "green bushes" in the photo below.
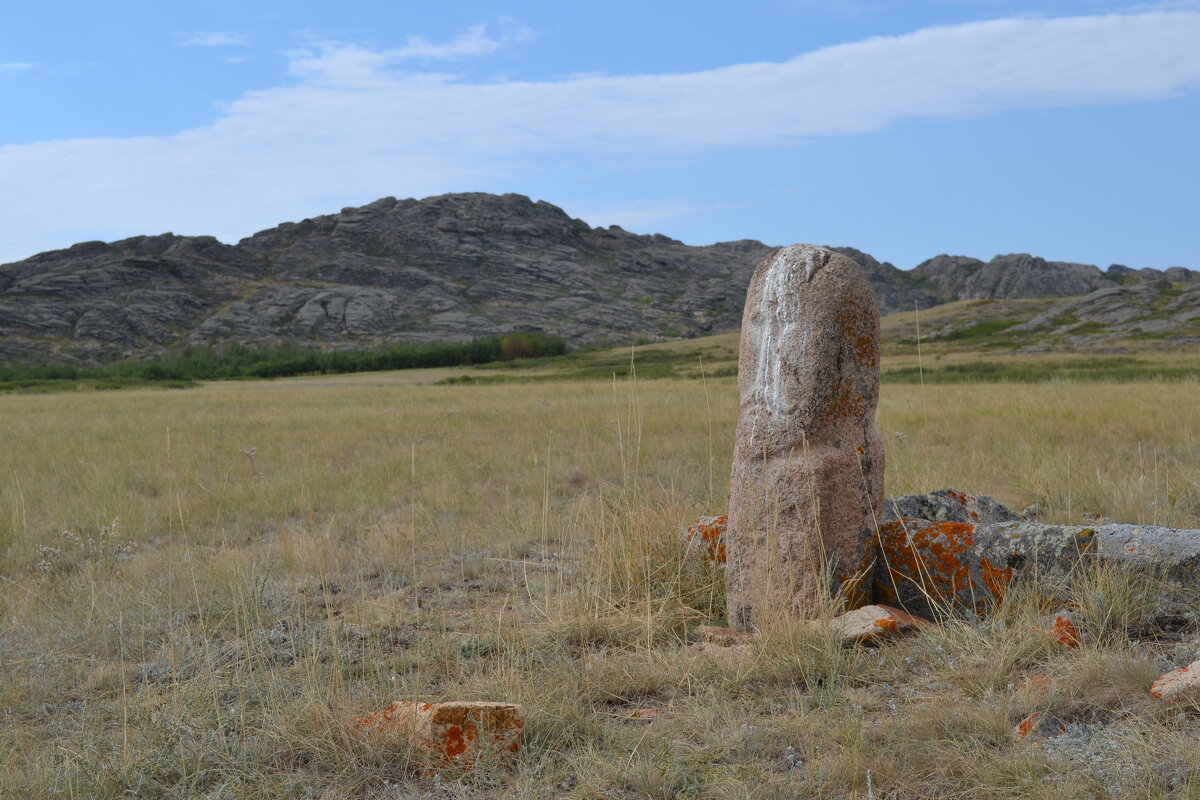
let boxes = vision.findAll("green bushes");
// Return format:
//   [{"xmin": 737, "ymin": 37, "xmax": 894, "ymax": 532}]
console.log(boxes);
[{"xmin": 0, "ymin": 333, "xmax": 569, "ymax": 390}]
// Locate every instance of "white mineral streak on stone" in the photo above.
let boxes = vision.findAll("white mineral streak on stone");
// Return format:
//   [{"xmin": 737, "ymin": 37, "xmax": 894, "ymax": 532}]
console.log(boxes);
[
  {"xmin": 726, "ymin": 244, "xmax": 883, "ymax": 630},
  {"xmin": 748, "ymin": 248, "xmax": 825, "ymax": 448}
]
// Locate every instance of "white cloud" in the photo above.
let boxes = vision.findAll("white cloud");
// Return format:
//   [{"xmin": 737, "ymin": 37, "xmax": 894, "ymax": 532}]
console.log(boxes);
[
  {"xmin": 0, "ymin": 61, "xmax": 36, "ymax": 73},
  {"xmin": 178, "ymin": 32, "xmax": 249, "ymax": 47},
  {"xmin": 287, "ymin": 22, "xmax": 534, "ymax": 86},
  {"xmin": 2, "ymin": 11, "xmax": 1200, "ymax": 262}
]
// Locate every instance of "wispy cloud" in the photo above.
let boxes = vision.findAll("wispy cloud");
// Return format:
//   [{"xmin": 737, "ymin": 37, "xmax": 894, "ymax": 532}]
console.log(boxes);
[
  {"xmin": 0, "ymin": 61, "xmax": 36, "ymax": 73},
  {"xmin": 287, "ymin": 22, "xmax": 534, "ymax": 86},
  {"xmin": 2, "ymin": 11, "xmax": 1200, "ymax": 262},
  {"xmin": 178, "ymin": 31, "xmax": 249, "ymax": 47}
]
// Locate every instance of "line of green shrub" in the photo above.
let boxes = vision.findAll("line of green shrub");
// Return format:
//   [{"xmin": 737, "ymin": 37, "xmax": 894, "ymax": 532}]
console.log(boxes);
[{"xmin": 0, "ymin": 333, "xmax": 568, "ymax": 388}]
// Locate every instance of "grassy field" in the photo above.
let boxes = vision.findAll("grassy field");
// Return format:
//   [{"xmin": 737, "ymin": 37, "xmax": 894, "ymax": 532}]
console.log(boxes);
[{"xmin": 2, "ymin": 347, "xmax": 1200, "ymax": 798}]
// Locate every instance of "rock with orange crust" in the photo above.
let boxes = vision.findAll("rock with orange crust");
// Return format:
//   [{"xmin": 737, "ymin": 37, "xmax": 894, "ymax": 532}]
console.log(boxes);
[
  {"xmin": 874, "ymin": 518, "xmax": 1096, "ymax": 617},
  {"xmin": 1011, "ymin": 712, "xmax": 1067, "ymax": 743},
  {"xmin": 356, "ymin": 700, "xmax": 524, "ymax": 770},
  {"xmin": 683, "ymin": 515, "xmax": 728, "ymax": 564},
  {"xmin": 825, "ymin": 604, "xmax": 934, "ymax": 645},
  {"xmin": 875, "ymin": 518, "xmax": 1200, "ymax": 617},
  {"xmin": 1149, "ymin": 659, "xmax": 1200, "ymax": 701}
]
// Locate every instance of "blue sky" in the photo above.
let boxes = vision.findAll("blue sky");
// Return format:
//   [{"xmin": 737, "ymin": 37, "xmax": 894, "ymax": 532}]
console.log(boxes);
[{"xmin": 1, "ymin": 1, "xmax": 1198, "ymax": 269}]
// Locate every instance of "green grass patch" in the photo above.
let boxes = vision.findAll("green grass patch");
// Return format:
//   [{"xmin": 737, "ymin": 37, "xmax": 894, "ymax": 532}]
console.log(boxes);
[{"xmin": 883, "ymin": 357, "xmax": 1200, "ymax": 384}]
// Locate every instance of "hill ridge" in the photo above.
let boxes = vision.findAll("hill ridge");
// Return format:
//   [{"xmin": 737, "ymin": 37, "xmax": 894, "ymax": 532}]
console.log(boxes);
[{"xmin": 1, "ymin": 192, "xmax": 1194, "ymax": 365}]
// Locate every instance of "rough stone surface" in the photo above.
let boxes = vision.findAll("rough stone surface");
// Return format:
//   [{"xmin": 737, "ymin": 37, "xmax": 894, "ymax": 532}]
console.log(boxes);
[
  {"xmin": 825, "ymin": 604, "xmax": 933, "ymax": 645},
  {"xmin": 875, "ymin": 519, "xmax": 1200, "ymax": 617},
  {"xmin": 355, "ymin": 700, "xmax": 524, "ymax": 770},
  {"xmin": 1149, "ymin": 659, "xmax": 1200, "ymax": 700},
  {"xmin": 726, "ymin": 244, "xmax": 883, "ymax": 630},
  {"xmin": 883, "ymin": 489, "xmax": 1018, "ymax": 525}
]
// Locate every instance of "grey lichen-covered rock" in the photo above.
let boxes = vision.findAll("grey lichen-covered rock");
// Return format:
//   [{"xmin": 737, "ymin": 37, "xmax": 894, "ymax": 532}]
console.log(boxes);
[
  {"xmin": 1010, "ymin": 279, "xmax": 1200, "ymax": 347},
  {"xmin": 912, "ymin": 253, "xmax": 1115, "ymax": 301},
  {"xmin": 883, "ymin": 489, "xmax": 1018, "ymax": 525},
  {"xmin": 726, "ymin": 244, "xmax": 883, "ymax": 630}
]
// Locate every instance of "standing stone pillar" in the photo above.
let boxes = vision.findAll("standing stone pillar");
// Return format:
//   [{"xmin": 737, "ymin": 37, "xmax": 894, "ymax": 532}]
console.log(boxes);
[{"xmin": 726, "ymin": 244, "xmax": 884, "ymax": 630}]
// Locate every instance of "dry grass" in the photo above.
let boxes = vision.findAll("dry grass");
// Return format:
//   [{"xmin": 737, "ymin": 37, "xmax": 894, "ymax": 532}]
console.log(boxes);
[{"xmin": 1, "ymin": 362, "xmax": 1199, "ymax": 798}]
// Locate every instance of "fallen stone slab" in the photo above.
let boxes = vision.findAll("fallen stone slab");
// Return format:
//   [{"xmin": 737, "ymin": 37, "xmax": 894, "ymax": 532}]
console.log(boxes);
[
  {"xmin": 355, "ymin": 701, "xmax": 524, "ymax": 770},
  {"xmin": 1149, "ymin": 659, "xmax": 1200, "ymax": 700},
  {"xmin": 876, "ymin": 519, "xmax": 1200, "ymax": 617},
  {"xmin": 824, "ymin": 604, "xmax": 934, "ymax": 645}
]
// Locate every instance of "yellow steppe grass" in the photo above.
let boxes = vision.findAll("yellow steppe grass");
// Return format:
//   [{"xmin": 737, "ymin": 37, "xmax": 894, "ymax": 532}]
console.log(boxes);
[{"xmin": 1, "ymin": 369, "xmax": 1198, "ymax": 798}]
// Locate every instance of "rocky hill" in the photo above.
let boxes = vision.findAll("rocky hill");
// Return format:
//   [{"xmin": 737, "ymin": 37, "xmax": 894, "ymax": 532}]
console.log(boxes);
[{"xmin": 0, "ymin": 192, "xmax": 1194, "ymax": 365}]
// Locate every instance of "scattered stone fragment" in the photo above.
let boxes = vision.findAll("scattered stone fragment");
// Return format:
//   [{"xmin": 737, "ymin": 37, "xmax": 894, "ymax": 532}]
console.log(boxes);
[
  {"xmin": 696, "ymin": 625, "xmax": 754, "ymax": 647},
  {"xmin": 1012, "ymin": 712, "xmax": 1067, "ymax": 743},
  {"xmin": 1149, "ymin": 659, "xmax": 1200, "ymax": 700},
  {"xmin": 826, "ymin": 604, "xmax": 933, "ymax": 645},
  {"xmin": 1048, "ymin": 615, "xmax": 1080, "ymax": 648},
  {"xmin": 683, "ymin": 515, "xmax": 728, "ymax": 564},
  {"xmin": 726, "ymin": 244, "xmax": 883, "ymax": 630},
  {"xmin": 355, "ymin": 701, "xmax": 524, "ymax": 770},
  {"xmin": 883, "ymin": 489, "xmax": 1017, "ymax": 525}
]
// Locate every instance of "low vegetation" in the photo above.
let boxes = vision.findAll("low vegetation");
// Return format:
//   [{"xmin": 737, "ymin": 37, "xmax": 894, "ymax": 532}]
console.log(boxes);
[
  {"xmin": 0, "ymin": 333, "xmax": 567, "ymax": 394},
  {"xmin": 1, "ymin": 352, "xmax": 1199, "ymax": 797}
]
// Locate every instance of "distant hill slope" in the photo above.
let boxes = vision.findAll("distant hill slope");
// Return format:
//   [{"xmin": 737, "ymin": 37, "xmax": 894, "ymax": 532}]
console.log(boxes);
[{"xmin": 0, "ymin": 192, "xmax": 1194, "ymax": 365}]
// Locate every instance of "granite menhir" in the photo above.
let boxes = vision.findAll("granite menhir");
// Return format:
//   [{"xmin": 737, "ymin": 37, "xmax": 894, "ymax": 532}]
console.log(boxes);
[{"xmin": 726, "ymin": 244, "xmax": 884, "ymax": 630}]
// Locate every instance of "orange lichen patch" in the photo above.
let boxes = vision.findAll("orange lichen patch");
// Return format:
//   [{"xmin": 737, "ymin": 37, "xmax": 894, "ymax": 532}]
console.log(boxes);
[
  {"xmin": 979, "ymin": 557, "xmax": 1014, "ymax": 601},
  {"xmin": 684, "ymin": 515, "xmax": 728, "ymax": 564},
  {"xmin": 1048, "ymin": 616, "xmax": 1079, "ymax": 648},
  {"xmin": 1013, "ymin": 713, "xmax": 1039, "ymax": 740},
  {"xmin": 356, "ymin": 701, "xmax": 524, "ymax": 770},
  {"xmin": 876, "ymin": 519, "xmax": 974, "ymax": 608}
]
